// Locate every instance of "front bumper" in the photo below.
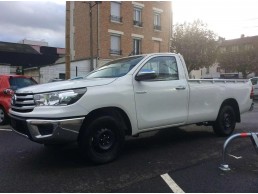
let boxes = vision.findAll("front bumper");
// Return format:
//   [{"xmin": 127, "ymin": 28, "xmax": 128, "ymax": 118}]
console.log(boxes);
[{"xmin": 9, "ymin": 114, "xmax": 85, "ymax": 144}]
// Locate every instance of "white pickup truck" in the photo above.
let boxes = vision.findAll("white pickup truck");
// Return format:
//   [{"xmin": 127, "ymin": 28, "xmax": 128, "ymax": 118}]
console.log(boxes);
[{"xmin": 9, "ymin": 53, "xmax": 254, "ymax": 163}]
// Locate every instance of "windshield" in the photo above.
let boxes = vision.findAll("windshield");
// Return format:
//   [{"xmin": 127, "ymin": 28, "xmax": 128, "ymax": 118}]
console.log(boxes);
[
  {"xmin": 86, "ymin": 56, "xmax": 144, "ymax": 79},
  {"xmin": 9, "ymin": 77, "xmax": 37, "ymax": 90}
]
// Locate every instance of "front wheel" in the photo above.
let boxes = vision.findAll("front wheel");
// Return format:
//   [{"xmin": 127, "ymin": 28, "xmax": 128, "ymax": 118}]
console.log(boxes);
[
  {"xmin": 78, "ymin": 116, "xmax": 125, "ymax": 164},
  {"xmin": 213, "ymin": 105, "xmax": 236, "ymax": 137}
]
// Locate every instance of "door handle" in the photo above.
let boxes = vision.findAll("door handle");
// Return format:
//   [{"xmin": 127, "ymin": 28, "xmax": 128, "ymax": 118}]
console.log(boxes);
[
  {"xmin": 175, "ymin": 86, "xmax": 186, "ymax": 90},
  {"xmin": 135, "ymin": 91, "xmax": 147, "ymax": 94}
]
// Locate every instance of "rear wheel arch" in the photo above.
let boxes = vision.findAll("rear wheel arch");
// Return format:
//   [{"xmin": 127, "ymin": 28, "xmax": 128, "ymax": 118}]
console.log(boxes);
[
  {"xmin": 212, "ymin": 98, "xmax": 240, "ymax": 137},
  {"xmin": 218, "ymin": 98, "xmax": 240, "ymax": 122}
]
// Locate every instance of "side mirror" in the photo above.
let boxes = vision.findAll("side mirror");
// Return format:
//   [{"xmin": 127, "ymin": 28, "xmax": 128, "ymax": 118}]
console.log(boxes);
[
  {"xmin": 3, "ymin": 88, "xmax": 14, "ymax": 96},
  {"xmin": 135, "ymin": 70, "xmax": 157, "ymax": 81}
]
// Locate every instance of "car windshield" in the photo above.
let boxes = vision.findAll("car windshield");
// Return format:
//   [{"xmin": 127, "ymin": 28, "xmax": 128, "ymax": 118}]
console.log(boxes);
[
  {"xmin": 86, "ymin": 56, "xmax": 144, "ymax": 79},
  {"xmin": 9, "ymin": 77, "xmax": 37, "ymax": 90}
]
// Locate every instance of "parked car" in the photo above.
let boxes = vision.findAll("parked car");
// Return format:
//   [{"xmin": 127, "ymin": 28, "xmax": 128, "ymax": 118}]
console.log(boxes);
[
  {"xmin": 9, "ymin": 53, "xmax": 253, "ymax": 163},
  {"xmin": 0, "ymin": 75, "xmax": 37, "ymax": 125},
  {"xmin": 250, "ymin": 77, "xmax": 258, "ymax": 99}
]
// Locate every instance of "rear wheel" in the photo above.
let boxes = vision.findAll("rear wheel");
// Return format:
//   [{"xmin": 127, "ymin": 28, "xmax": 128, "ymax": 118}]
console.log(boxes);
[
  {"xmin": 79, "ymin": 116, "xmax": 125, "ymax": 164},
  {"xmin": 213, "ymin": 105, "xmax": 236, "ymax": 136},
  {"xmin": 0, "ymin": 106, "xmax": 8, "ymax": 125}
]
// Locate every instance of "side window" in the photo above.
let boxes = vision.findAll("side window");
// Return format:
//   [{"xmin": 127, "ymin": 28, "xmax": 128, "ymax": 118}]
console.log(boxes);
[
  {"xmin": 251, "ymin": 78, "xmax": 258, "ymax": 85},
  {"xmin": 138, "ymin": 56, "xmax": 179, "ymax": 81}
]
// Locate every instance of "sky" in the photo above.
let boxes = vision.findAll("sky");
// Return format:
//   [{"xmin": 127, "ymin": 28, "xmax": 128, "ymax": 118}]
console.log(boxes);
[
  {"xmin": 172, "ymin": 0, "xmax": 258, "ymax": 39},
  {"xmin": 0, "ymin": 0, "xmax": 258, "ymax": 48},
  {"xmin": 0, "ymin": 0, "xmax": 66, "ymax": 48}
]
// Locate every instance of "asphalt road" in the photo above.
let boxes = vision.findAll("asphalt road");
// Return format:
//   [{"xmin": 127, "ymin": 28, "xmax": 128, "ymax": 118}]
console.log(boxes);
[{"xmin": 0, "ymin": 102, "xmax": 258, "ymax": 192}]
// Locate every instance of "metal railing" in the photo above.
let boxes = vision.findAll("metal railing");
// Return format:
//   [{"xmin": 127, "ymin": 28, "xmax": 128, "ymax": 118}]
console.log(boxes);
[
  {"xmin": 133, "ymin": 20, "xmax": 143, "ymax": 27},
  {"xmin": 110, "ymin": 49, "xmax": 122, "ymax": 55},
  {"xmin": 219, "ymin": 132, "xmax": 258, "ymax": 171},
  {"xmin": 154, "ymin": 25, "xmax": 161, "ymax": 31},
  {"xmin": 110, "ymin": 15, "xmax": 123, "ymax": 23}
]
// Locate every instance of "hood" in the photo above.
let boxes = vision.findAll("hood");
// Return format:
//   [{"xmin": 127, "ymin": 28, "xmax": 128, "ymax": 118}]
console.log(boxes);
[{"xmin": 16, "ymin": 78, "xmax": 117, "ymax": 94}]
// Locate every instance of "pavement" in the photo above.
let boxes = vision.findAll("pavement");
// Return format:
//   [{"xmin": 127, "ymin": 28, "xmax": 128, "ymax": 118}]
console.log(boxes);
[{"xmin": 1, "ymin": 100, "xmax": 258, "ymax": 192}]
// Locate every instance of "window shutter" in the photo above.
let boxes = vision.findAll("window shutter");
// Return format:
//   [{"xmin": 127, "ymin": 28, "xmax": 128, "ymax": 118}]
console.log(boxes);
[{"xmin": 111, "ymin": 2, "xmax": 120, "ymax": 17}]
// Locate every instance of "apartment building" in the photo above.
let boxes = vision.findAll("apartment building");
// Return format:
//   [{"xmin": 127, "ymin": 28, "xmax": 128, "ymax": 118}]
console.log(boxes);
[
  {"xmin": 67, "ymin": 1, "xmax": 172, "ymax": 67},
  {"xmin": 190, "ymin": 35, "xmax": 258, "ymax": 79}
]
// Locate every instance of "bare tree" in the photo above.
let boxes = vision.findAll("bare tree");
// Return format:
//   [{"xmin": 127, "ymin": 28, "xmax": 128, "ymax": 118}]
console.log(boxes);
[
  {"xmin": 171, "ymin": 20, "xmax": 218, "ymax": 74},
  {"xmin": 217, "ymin": 45, "xmax": 258, "ymax": 78}
]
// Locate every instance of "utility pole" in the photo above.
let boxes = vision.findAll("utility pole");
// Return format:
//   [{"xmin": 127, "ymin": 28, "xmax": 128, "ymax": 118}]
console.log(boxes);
[
  {"xmin": 89, "ymin": 2, "xmax": 94, "ymax": 71},
  {"xmin": 87, "ymin": 1, "xmax": 101, "ymax": 71},
  {"xmin": 65, "ymin": 1, "xmax": 71, "ymax": 79}
]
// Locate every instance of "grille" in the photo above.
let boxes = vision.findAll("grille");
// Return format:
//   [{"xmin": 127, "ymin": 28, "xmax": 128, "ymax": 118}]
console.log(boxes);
[{"xmin": 11, "ymin": 93, "xmax": 36, "ymax": 113}]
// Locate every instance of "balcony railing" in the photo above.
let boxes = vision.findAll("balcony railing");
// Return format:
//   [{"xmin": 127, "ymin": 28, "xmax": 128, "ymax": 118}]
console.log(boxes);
[
  {"xmin": 110, "ymin": 49, "xmax": 122, "ymax": 55},
  {"xmin": 154, "ymin": 25, "xmax": 161, "ymax": 31},
  {"xmin": 110, "ymin": 15, "xmax": 123, "ymax": 23},
  {"xmin": 133, "ymin": 20, "xmax": 143, "ymax": 27}
]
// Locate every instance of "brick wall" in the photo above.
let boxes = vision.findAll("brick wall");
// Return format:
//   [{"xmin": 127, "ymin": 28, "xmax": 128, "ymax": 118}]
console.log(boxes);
[{"xmin": 71, "ymin": 1, "xmax": 172, "ymax": 61}]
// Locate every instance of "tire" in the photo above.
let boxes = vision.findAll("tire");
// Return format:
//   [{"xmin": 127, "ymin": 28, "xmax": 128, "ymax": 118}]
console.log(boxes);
[
  {"xmin": 213, "ymin": 105, "xmax": 236, "ymax": 137},
  {"xmin": 78, "ymin": 116, "xmax": 125, "ymax": 164},
  {"xmin": 0, "ymin": 106, "xmax": 8, "ymax": 125}
]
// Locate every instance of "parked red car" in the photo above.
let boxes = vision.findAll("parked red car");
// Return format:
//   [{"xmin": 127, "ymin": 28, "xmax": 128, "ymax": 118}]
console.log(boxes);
[{"xmin": 0, "ymin": 75, "xmax": 37, "ymax": 125}]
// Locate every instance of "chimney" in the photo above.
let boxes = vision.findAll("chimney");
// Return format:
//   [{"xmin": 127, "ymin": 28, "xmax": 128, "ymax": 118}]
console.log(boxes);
[{"xmin": 241, "ymin": 34, "xmax": 245, "ymax": 38}]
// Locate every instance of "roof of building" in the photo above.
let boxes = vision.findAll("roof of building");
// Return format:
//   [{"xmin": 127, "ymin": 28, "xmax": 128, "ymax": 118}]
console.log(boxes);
[
  {"xmin": 0, "ymin": 41, "xmax": 63, "ymax": 67},
  {"xmin": 0, "ymin": 41, "xmax": 39, "ymax": 54},
  {"xmin": 221, "ymin": 35, "xmax": 258, "ymax": 47}
]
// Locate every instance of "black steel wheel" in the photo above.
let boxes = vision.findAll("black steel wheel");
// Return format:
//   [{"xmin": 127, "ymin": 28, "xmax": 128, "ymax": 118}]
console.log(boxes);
[
  {"xmin": 213, "ymin": 105, "xmax": 236, "ymax": 137},
  {"xmin": 79, "ymin": 115, "xmax": 125, "ymax": 164}
]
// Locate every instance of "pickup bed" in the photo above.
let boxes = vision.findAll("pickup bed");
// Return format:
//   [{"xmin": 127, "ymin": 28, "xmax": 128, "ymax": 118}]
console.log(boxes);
[{"xmin": 9, "ymin": 53, "xmax": 253, "ymax": 163}]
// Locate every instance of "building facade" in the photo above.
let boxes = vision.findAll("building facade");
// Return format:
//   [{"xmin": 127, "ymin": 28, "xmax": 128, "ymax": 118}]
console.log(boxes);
[
  {"xmin": 67, "ymin": 1, "xmax": 172, "ymax": 67},
  {"xmin": 190, "ymin": 35, "xmax": 258, "ymax": 79}
]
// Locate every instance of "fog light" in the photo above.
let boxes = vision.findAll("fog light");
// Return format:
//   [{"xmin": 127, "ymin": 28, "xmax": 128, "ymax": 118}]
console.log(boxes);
[{"xmin": 37, "ymin": 124, "xmax": 55, "ymax": 136}]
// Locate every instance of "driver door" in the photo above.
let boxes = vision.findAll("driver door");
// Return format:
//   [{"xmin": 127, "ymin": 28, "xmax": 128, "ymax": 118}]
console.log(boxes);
[{"xmin": 133, "ymin": 56, "xmax": 189, "ymax": 130}]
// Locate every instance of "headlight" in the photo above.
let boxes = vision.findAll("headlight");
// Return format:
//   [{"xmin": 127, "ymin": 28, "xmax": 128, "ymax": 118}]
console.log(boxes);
[{"xmin": 34, "ymin": 88, "xmax": 87, "ymax": 106}]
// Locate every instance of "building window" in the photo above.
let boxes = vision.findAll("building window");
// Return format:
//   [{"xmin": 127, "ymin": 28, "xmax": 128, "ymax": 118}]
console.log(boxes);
[
  {"xmin": 133, "ymin": 39, "xmax": 141, "ymax": 55},
  {"xmin": 217, "ymin": 67, "xmax": 221, "ymax": 73},
  {"xmin": 133, "ymin": 8, "xmax": 143, "ymax": 27},
  {"xmin": 59, "ymin": 73, "xmax": 65, "ymax": 80},
  {"xmin": 231, "ymin": 45, "xmax": 238, "ymax": 52},
  {"xmin": 244, "ymin": 44, "xmax": 253, "ymax": 50},
  {"xmin": 206, "ymin": 67, "xmax": 209, "ymax": 74},
  {"xmin": 110, "ymin": 35, "xmax": 122, "ymax": 55},
  {"xmin": 110, "ymin": 2, "xmax": 122, "ymax": 22},
  {"xmin": 154, "ymin": 13, "xmax": 161, "ymax": 30}
]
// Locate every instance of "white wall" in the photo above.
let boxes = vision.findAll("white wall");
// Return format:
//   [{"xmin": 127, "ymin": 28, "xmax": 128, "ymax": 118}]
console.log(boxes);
[
  {"xmin": 0, "ymin": 65, "xmax": 11, "ymax": 74},
  {"xmin": 39, "ymin": 59, "xmax": 92, "ymax": 84},
  {"xmin": 190, "ymin": 63, "xmax": 221, "ymax": 79}
]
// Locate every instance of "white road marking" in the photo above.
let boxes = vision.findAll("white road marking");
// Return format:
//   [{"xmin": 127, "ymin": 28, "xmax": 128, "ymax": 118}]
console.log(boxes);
[
  {"xmin": 161, "ymin": 173, "xmax": 184, "ymax": 193},
  {"xmin": 0, "ymin": 129, "xmax": 12, "ymax": 131},
  {"xmin": 228, "ymin": 154, "xmax": 242, "ymax": 159}
]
